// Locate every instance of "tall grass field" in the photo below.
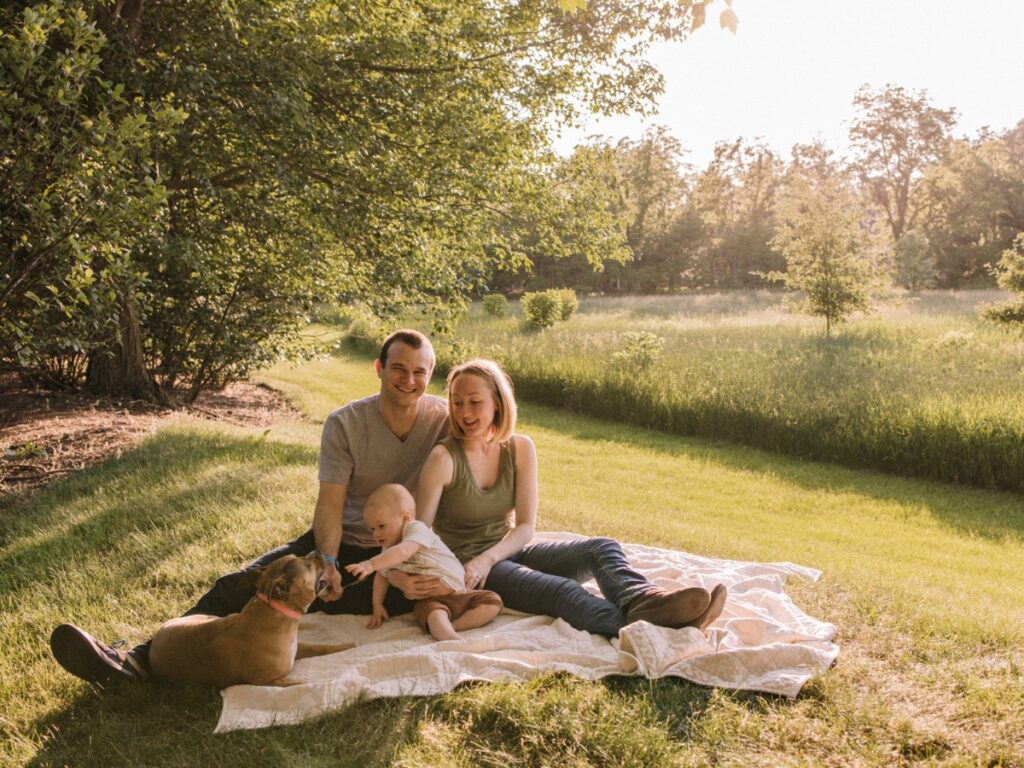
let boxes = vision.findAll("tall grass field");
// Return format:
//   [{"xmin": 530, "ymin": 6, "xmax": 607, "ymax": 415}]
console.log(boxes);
[
  {"xmin": 374, "ymin": 290, "xmax": 1024, "ymax": 493},
  {"xmin": 2, "ymin": 349, "xmax": 1021, "ymax": 766}
]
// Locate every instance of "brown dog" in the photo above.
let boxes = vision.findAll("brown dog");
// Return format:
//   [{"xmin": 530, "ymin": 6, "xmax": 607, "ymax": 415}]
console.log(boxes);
[{"xmin": 149, "ymin": 551, "xmax": 353, "ymax": 687}]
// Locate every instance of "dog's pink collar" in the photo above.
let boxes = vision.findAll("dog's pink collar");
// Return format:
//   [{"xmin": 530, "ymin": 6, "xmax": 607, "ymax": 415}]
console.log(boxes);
[{"xmin": 256, "ymin": 591, "xmax": 302, "ymax": 620}]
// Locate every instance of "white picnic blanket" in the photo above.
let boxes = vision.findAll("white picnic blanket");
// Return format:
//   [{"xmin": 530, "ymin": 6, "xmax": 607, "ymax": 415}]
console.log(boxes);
[{"xmin": 215, "ymin": 533, "xmax": 839, "ymax": 732}]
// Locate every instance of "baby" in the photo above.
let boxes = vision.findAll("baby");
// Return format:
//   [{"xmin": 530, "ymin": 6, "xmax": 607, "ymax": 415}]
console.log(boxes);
[{"xmin": 346, "ymin": 484, "xmax": 503, "ymax": 641}]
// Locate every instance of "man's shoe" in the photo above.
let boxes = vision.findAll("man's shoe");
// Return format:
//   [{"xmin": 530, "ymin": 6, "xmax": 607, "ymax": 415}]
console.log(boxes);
[
  {"xmin": 50, "ymin": 624, "xmax": 148, "ymax": 685},
  {"xmin": 626, "ymin": 586, "xmax": 711, "ymax": 629},
  {"xmin": 686, "ymin": 583, "xmax": 728, "ymax": 632}
]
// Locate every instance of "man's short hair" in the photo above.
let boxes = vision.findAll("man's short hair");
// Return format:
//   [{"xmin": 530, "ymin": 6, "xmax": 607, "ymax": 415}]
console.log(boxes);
[{"xmin": 379, "ymin": 329, "xmax": 435, "ymax": 368}]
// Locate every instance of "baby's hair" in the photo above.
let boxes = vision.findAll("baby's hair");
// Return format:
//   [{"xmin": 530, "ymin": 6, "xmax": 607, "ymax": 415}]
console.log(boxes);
[
  {"xmin": 446, "ymin": 358, "xmax": 517, "ymax": 443},
  {"xmin": 364, "ymin": 483, "xmax": 415, "ymax": 517}
]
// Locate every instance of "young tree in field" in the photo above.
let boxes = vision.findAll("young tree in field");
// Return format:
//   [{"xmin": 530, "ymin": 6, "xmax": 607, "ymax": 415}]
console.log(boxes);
[
  {"xmin": 849, "ymin": 84, "xmax": 957, "ymax": 244},
  {"xmin": 893, "ymin": 230, "xmax": 937, "ymax": 293},
  {"xmin": 1, "ymin": 0, "xmax": 712, "ymax": 401},
  {"xmin": 771, "ymin": 150, "xmax": 876, "ymax": 338},
  {"xmin": 982, "ymin": 233, "xmax": 1024, "ymax": 330}
]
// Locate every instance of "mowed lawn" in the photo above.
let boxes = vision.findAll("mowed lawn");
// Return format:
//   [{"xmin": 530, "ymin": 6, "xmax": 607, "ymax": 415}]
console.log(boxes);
[{"xmin": 1, "ymin": 350, "xmax": 1022, "ymax": 767}]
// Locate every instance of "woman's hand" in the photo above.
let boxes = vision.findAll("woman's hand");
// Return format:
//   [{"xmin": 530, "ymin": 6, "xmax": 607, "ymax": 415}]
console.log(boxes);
[{"xmin": 464, "ymin": 556, "xmax": 493, "ymax": 590}]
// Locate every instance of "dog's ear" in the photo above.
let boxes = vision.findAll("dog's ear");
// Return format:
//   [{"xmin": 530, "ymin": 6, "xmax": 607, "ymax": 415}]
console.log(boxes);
[
  {"xmin": 269, "ymin": 576, "xmax": 289, "ymax": 602},
  {"xmin": 242, "ymin": 566, "xmax": 267, "ymax": 594}
]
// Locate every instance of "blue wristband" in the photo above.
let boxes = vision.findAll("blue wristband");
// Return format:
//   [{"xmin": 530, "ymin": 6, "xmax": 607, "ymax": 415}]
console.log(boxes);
[{"xmin": 324, "ymin": 554, "xmax": 339, "ymax": 568}]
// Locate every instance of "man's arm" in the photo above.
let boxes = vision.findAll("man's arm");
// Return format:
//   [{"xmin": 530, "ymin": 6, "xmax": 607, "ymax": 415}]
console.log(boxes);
[{"xmin": 313, "ymin": 481, "xmax": 347, "ymax": 600}]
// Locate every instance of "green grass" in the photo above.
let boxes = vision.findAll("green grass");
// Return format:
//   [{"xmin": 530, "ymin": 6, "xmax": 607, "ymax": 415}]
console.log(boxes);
[
  {"xmin": 432, "ymin": 290, "xmax": 1024, "ymax": 493},
  {"xmin": 1, "ymin": 350, "xmax": 1022, "ymax": 766}
]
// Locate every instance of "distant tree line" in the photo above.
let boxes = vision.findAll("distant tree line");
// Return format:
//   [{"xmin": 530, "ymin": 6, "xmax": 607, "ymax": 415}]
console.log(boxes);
[{"xmin": 494, "ymin": 85, "xmax": 1024, "ymax": 297}]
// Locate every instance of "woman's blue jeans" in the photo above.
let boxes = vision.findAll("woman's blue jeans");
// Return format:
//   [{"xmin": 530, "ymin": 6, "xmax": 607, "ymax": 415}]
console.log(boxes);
[{"xmin": 484, "ymin": 536, "xmax": 654, "ymax": 637}]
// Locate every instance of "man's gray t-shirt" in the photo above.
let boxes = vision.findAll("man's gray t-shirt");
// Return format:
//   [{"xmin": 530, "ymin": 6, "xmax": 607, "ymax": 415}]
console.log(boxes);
[{"xmin": 319, "ymin": 393, "xmax": 448, "ymax": 548}]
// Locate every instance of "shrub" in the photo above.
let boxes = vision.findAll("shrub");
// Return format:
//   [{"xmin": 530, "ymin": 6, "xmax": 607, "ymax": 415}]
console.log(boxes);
[
  {"xmin": 983, "ymin": 233, "xmax": 1024, "ymax": 332},
  {"xmin": 483, "ymin": 294, "xmax": 510, "ymax": 318},
  {"xmin": 612, "ymin": 331, "xmax": 665, "ymax": 370},
  {"xmin": 555, "ymin": 289, "xmax": 579, "ymax": 320},
  {"xmin": 521, "ymin": 289, "xmax": 578, "ymax": 329},
  {"xmin": 521, "ymin": 291, "xmax": 563, "ymax": 329}
]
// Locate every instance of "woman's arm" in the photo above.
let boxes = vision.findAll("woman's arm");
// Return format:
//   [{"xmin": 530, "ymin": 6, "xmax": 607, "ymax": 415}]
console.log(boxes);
[
  {"xmin": 388, "ymin": 445, "xmax": 455, "ymax": 599},
  {"xmin": 464, "ymin": 435, "xmax": 538, "ymax": 590}
]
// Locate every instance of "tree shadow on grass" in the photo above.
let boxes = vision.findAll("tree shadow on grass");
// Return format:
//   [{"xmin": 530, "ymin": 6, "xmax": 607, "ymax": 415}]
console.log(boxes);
[
  {"xmin": 0, "ymin": 425, "xmax": 322, "ymax": 756},
  {"xmin": 0, "ymin": 427, "xmax": 318, "ymax": 602},
  {"xmin": 522, "ymin": 402, "xmax": 1024, "ymax": 543}
]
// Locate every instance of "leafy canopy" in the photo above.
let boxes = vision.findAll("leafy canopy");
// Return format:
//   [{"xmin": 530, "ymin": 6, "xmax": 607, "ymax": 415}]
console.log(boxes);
[{"xmin": 2, "ymin": 0, "xmax": 713, "ymax": 399}]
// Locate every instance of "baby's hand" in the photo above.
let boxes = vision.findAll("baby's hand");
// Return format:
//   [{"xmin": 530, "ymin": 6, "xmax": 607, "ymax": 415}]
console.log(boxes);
[
  {"xmin": 367, "ymin": 604, "xmax": 389, "ymax": 629},
  {"xmin": 345, "ymin": 561, "xmax": 374, "ymax": 580}
]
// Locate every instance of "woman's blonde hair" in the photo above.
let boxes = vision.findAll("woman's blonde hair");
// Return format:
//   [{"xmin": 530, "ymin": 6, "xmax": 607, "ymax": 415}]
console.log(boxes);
[{"xmin": 446, "ymin": 358, "xmax": 517, "ymax": 443}]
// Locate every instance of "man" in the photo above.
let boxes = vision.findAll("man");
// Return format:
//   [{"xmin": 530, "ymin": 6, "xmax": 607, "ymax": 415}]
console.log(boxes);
[{"xmin": 50, "ymin": 329, "xmax": 448, "ymax": 684}]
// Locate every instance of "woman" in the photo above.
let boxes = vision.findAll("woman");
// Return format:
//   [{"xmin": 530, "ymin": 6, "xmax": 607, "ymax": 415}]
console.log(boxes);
[{"xmin": 415, "ymin": 358, "xmax": 726, "ymax": 638}]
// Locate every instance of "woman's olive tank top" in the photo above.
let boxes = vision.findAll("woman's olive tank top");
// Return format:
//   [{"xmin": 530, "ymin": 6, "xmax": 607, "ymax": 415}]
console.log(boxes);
[{"xmin": 432, "ymin": 436, "xmax": 517, "ymax": 562}]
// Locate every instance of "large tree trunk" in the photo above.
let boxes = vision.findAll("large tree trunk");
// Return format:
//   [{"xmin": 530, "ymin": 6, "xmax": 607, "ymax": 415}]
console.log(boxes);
[{"xmin": 85, "ymin": 295, "xmax": 165, "ymax": 403}]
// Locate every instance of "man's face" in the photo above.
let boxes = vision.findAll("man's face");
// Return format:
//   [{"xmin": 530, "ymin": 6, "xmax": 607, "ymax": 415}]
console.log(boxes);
[{"xmin": 376, "ymin": 341, "xmax": 433, "ymax": 409}]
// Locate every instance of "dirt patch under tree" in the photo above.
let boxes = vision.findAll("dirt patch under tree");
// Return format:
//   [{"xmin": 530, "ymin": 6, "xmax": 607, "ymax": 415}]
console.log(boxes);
[{"xmin": 0, "ymin": 374, "xmax": 303, "ymax": 494}]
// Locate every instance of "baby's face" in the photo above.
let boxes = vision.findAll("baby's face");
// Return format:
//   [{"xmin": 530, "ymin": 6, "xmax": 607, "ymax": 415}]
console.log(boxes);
[{"xmin": 364, "ymin": 505, "xmax": 407, "ymax": 548}]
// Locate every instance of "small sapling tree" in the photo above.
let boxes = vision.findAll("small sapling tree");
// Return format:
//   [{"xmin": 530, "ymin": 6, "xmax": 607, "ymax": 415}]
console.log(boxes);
[
  {"xmin": 771, "ymin": 173, "xmax": 875, "ymax": 338},
  {"xmin": 982, "ymin": 233, "xmax": 1024, "ymax": 330},
  {"xmin": 612, "ymin": 331, "xmax": 665, "ymax": 370}
]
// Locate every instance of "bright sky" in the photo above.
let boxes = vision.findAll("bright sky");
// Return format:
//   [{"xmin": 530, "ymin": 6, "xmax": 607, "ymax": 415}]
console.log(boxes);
[{"xmin": 551, "ymin": 0, "xmax": 1024, "ymax": 168}]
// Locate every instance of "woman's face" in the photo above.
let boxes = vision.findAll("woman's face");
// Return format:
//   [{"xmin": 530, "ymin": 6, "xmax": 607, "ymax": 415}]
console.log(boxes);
[{"xmin": 450, "ymin": 373, "xmax": 497, "ymax": 439}]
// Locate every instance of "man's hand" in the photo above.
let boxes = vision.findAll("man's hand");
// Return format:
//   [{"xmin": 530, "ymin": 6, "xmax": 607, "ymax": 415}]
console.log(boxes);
[
  {"xmin": 367, "ymin": 603, "xmax": 389, "ymax": 629},
  {"xmin": 321, "ymin": 566, "xmax": 343, "ymax": 602},
  {"xmin": 387, "ymin": 570, "xmax": 448, "ymax": 599},
  {"xmin": 345, "ymin": 561, "xmax": 374, "ymax": 580}
]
